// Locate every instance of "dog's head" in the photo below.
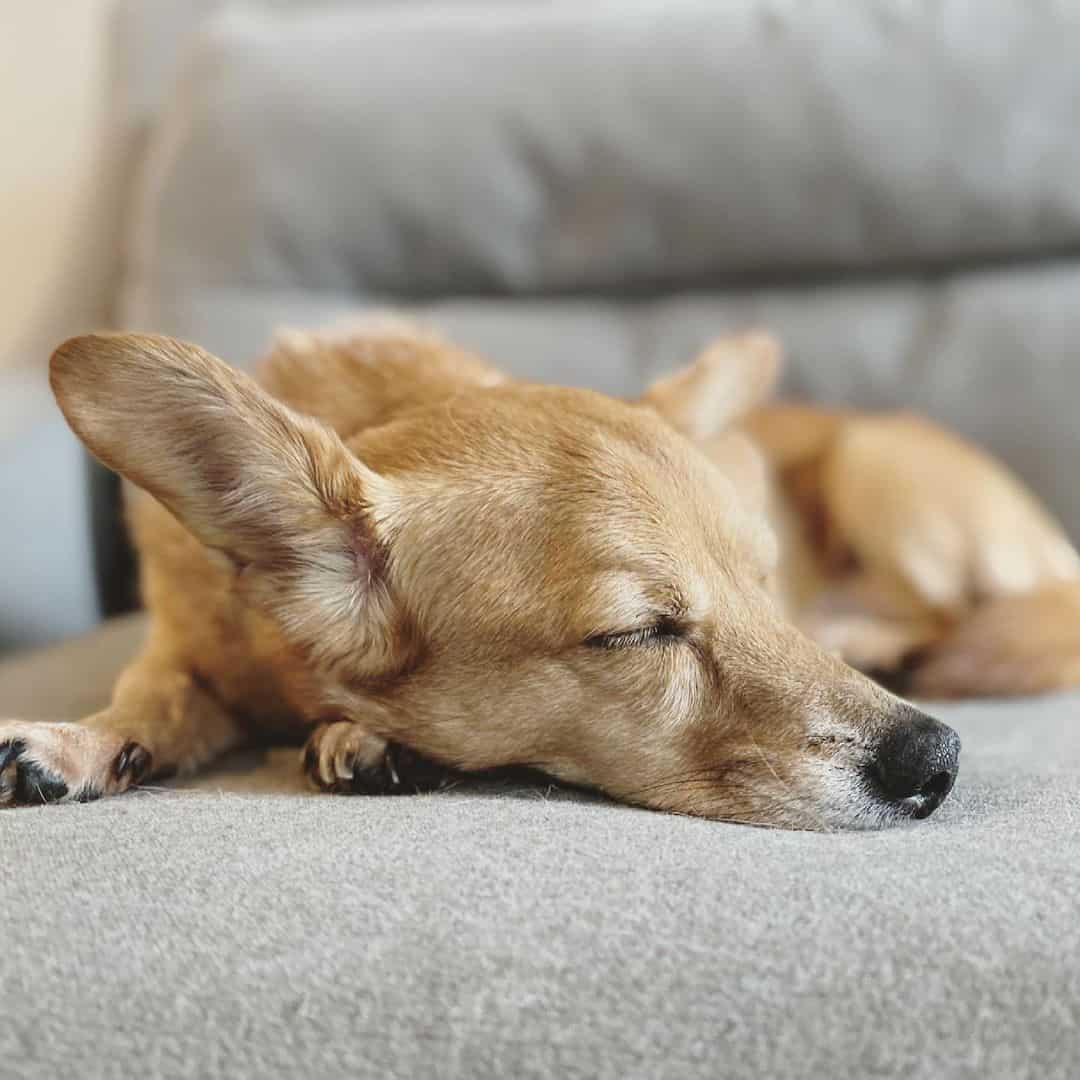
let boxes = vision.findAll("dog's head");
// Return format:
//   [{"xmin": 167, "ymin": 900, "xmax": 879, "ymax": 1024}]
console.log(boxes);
[{"xmin": 50, "ymin": 332, "xmax": 959, "ymax": 829}]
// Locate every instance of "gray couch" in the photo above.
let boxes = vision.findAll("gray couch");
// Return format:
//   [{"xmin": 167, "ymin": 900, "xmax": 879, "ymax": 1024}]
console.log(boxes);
[{"xmin": 4, "ymin": 3, "xmax": 1080, "ymax": 1076}]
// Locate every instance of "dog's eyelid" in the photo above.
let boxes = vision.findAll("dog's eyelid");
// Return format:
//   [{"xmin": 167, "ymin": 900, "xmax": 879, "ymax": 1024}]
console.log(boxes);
[{"xmin": 585, "ymin": 614, "xmax": 686, "ymax": 649}]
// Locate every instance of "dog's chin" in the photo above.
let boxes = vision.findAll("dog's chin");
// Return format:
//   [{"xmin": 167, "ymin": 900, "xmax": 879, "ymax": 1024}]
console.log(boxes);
[
  {"xmin": 616, "ymin": 770, "xmax": 958, "ymax": 832},
  {"xmin": 746, "ymin": 799, "xmax": 946, "ymax": 834},
  {"xmin": 809, "ymin": 777, "xmax": 957, "ymax": 833},
  {"xmin": 727, "ymin": 765, "xmax": 958, "ymax": 833}
]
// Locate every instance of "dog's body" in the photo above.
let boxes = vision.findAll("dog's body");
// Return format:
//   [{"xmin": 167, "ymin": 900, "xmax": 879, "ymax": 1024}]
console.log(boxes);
[
  {"xmin": 743, "ymin": 403, "xmax": 1080, "ymax": 697},
  {"xmin": 4, "ymin": 321, "xmax": 1073, "ymax": 827}
]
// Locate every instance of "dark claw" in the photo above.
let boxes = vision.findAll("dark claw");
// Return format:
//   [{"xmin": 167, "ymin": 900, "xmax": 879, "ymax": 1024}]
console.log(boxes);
[
  {"xmin": 114, "ymin": 741, "xmax": 152, "ymax": 784},
  {"xmin": 303, "ymin": 732, "xmax": 459, "ymax": 796},
  {"xmin": 381, "ymin": 743, "xmax": 458, "ymax": 795},
  {"xmin": 338, "ymin": 742, "xmax": 453, "ymax": 796},
  {"xmin": 344, "ymin": 753, "xmax": 397, "ymax": 795}
]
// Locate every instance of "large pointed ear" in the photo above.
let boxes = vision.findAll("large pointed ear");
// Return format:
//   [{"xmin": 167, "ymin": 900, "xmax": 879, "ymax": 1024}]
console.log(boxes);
[
  {"xmin": 50, "ymin": 333, "xmax": 394, "ymax": 665},
  {"xmin": 640, "ymin": 331, "xmax": 783, "ymax": 440}
]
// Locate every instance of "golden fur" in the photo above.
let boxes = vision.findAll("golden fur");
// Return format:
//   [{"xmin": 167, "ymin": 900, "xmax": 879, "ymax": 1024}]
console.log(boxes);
[
  {"xmin": 3, "ymin": 321, "xmax": 1068, "ymax": 826},
  {"xmin": 742, "ymin": 402, "xmax": 1080, "ymax": 695}
]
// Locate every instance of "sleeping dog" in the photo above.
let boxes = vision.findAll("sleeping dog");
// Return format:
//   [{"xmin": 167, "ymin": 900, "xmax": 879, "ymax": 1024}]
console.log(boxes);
[{"xmin": 4, "ymin": 321, "xmax": 1070, "ymax": 826}]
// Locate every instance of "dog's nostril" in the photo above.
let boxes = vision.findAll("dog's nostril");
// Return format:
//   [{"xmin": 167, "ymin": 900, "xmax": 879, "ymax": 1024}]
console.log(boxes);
[
  {"xmin": 870, "ymin": 707, "xmax": 961, "ymax": 817},
  {"xmin": 920, "ymin": 770, "xmax": 953, "ymax": 800},
  {"xmin": 908, "ymin": 768, "xmax": 957, "ymax": 818}
]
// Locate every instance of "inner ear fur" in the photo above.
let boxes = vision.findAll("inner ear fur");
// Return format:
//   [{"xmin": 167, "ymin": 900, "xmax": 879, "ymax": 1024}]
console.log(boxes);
[{"xmin": 51, "ymin": 332, "xmax": 396, "ymax": 664}]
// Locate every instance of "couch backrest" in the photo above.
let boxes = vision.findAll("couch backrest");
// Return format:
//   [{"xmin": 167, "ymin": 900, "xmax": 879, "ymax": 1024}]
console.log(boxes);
[{"xmin": 117, "ymin": 0, "xmax": 1080, "ymax": 537}]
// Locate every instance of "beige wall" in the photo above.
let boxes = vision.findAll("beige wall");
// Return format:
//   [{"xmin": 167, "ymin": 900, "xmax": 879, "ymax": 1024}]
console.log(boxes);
[{"xmin": 0, "ymin": 0, "xmax": 116, "ymax": 369}]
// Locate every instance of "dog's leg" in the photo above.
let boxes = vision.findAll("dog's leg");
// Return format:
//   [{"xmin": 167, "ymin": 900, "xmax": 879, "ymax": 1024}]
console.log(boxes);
[
  {"xmin": 802, "ymin": 611, "xmax": 942, "ymax": 676},
  {"xmin": 909, "ymin": 581, "xmax": 1080, "ymax": 698},
  {"xmin": 302, "ymin": 720, "xmax": 456, "ymax": 796},
  {"xmin": 797, "ymin": 573, "xmax": 946, "ymax": 676},
  {"xmin": 0, "ymin": 647, "xmax": 243, "ymax": 807}
]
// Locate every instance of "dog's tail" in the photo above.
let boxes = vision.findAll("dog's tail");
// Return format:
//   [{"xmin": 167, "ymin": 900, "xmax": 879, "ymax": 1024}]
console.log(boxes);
[{"xmin": 909, "ymin": 580, "xmax": 1080, "ymax": 698}]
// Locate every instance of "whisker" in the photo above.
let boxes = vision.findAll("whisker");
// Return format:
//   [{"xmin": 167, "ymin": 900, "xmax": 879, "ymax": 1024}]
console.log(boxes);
[
  {"xmin": 618, "ymin": 767, "xmax": 739, "ymax": 803},
  {"xmin": 613, "ymin": 752, "xmax": 835, "ymax": 832},
  {"xmin": 744, "ymin": 730, "xmax": 831, "ymax": 834}
]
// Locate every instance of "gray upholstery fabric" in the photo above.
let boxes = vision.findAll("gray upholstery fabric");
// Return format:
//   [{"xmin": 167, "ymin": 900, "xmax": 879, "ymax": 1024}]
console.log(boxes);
[
  {"xmin": 131, "ymin": 1, "xmax": 1080, "ymax": 295},
  {"xmin": 2, "ymin": 616, "xmax": 1080, "ymax": 1078}
]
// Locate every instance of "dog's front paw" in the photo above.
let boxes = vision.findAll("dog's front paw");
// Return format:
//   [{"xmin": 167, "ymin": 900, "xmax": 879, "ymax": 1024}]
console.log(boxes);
[
  {"xmin": 0, "ymin": 721, "xmax": 151, "ymax": 807},
  {"xmin": 302, "ymin": 721, "xmax": 455, "ymax": 795}
]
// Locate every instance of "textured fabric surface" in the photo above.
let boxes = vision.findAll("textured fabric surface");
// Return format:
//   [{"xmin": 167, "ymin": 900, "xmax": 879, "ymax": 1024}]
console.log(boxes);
[
  {"xmin": 130, "ymin": 0, "xmax": 1080, "ymax": 296},
  {"xmin": 2, "ymin": 616, "xmax": 1080, "ymax": 1078}
]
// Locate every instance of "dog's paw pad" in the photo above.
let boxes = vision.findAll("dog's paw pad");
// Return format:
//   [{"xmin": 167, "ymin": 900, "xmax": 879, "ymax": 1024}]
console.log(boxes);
[{"xmin": 0, "ymin": 738, "xmax": 70, "ymax": 806}]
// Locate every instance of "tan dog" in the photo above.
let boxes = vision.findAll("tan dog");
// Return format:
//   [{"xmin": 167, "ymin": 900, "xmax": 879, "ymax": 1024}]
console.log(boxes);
[{"xmin": 0, "ymin": 325, "xmax": 974, "ymax": 828}]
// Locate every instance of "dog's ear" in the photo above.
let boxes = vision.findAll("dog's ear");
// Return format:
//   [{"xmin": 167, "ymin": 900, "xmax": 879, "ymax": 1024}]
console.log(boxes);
[
  {"xmin": 640, "ymin": 331, "xmax": 783, "ymax": 440},
  {"xmin": 51, "ymin": 333, "xmax": 397, "ymax": 667}
]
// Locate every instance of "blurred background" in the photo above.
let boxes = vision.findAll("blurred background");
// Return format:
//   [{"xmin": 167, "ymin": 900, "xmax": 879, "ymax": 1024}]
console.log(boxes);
[{"xmin": 3, "ymin": 0, "xmax": 1080, "ymax": 656}]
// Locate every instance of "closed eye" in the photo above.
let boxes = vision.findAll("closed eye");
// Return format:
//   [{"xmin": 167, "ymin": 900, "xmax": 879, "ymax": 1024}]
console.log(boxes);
[{"xmin": 585, "ymin": 616, "xmax": 685, "ymax": 650}]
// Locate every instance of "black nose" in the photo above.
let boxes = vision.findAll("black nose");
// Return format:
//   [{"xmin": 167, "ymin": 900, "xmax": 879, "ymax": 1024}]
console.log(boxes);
[{"xmin": 870, "ymin": 708, "xmax": 961, "ymax": 819}]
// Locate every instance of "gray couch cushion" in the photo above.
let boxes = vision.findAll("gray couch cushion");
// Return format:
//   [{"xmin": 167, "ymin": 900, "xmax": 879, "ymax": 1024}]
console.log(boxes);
[
  {"xmin": 2, "ymin": 616, "xmax": 1080, "ymax": 1077},
  {"xmin": 129, "ymin": 1, "xmax": 1080, "ymax": 297}
]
